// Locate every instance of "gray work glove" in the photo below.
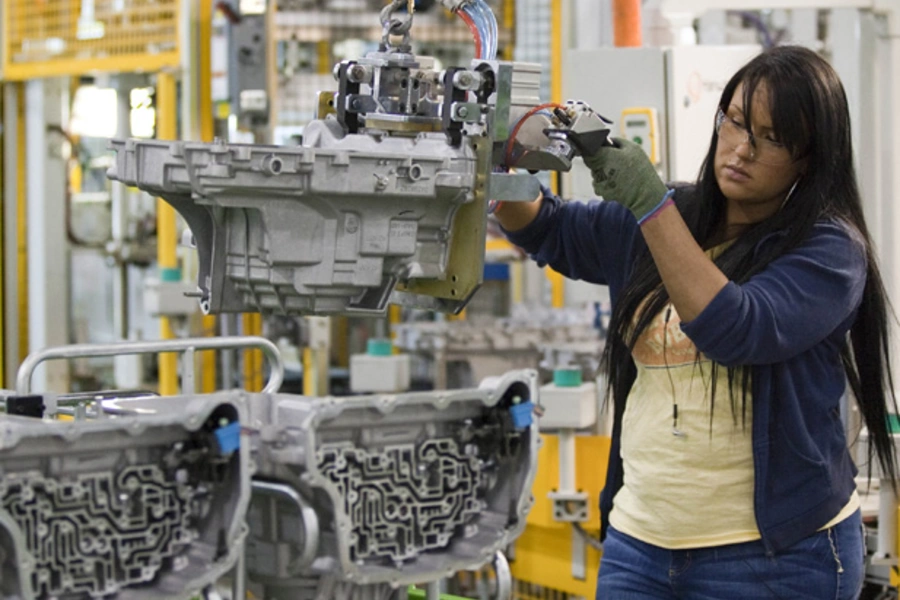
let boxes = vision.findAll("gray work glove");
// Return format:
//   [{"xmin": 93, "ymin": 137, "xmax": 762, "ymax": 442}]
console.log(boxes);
[{"xmin": 582, "ymin": 137, "xmax": 670, "ymax": 223}]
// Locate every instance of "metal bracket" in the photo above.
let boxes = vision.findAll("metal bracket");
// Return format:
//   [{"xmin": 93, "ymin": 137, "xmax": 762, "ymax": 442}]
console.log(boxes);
[
  {"xmin": 489, "ymin": 172, "xmax": 542, "ymax": 202},
  {"xmin": 548, "ymin": 490, "xmax": 590, "ymax": 523},
  {"xmin": 336, "ymin": 61, "xmax": 362, "ymax": 134}
]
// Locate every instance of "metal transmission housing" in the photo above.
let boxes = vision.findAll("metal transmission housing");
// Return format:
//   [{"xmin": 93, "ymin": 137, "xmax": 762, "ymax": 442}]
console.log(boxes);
[
  {"xmin": 105, "ymin": 0, "xmax": 613, "ymax": 318},
  {"xmin": 1, "ymin": 333, "xmax": 539, "ymax": 599},
  {"xmin": 244, "ymin": 370, "xmax": 540, "ymax": 599},
  {"xmin": 108, "ymin": 49, "xmax": 544, "ymax": 316},
  {"xmin": 0, "ymin": 394, "xmax": 251, "ymax": 600}
]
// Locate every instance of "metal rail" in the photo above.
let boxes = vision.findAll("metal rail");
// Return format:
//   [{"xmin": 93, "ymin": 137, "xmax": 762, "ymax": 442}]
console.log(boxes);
[{"xmin": 15, "ymin": 336, "xmax": 284, "ymax": 395}]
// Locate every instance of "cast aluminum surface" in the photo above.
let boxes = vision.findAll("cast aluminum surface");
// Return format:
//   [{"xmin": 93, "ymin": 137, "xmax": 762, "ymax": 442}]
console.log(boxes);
[
  {"xmin": 0, "ymin": 394, "xmax": 250, "ymax": 600},
  {"xmin": 106, "ymin": 39, "xmax": 582, "ymax": 318},
  {"xmin": 394, "ymin": 306, "xmax": 601, "ymax": 353},
  {"xmin": 394, "ymin": 308, "xmax": 604, "ymax": 388},
  {"xmin": 244, "ymin": 370, "xmax": 539, "ymax": 595},
  {"xmin": 107, "ymin": 122, "xmax": 479, "ymax": 316}
]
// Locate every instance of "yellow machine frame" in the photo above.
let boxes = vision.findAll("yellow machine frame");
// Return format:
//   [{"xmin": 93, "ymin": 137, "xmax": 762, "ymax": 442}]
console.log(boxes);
[
  {"xmin": 510, "ymin": 434, "xmax": 610, "ymax": 599},
  {"xmin": 2, "ymin": 0, "xmax": 181, "ymax": 80}
]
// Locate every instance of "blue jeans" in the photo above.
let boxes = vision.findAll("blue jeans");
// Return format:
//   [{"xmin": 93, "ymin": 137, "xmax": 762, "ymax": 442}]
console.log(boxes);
[{"xmin": 596, "ymin": 510, "xmax": 864, "ymax": 599}]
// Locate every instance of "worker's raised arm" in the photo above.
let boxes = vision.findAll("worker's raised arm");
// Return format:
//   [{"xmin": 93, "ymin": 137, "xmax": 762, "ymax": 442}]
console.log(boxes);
[
  {"xmin": 584, "ymin": 138, "xmax": 728, "ymax": 322},
  {"xmin": 492, "ymin": 188, "xmax": 543, "ymax": 232}
]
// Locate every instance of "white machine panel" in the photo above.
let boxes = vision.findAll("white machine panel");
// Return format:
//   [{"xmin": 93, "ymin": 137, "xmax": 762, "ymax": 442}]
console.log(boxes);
[
  {"xmin": 563, "ymin": 45, "xmax": 760, "ymax": 198},
  {"xmin": 538, "ymin": 381, "xmax": 598, "ymax": 430},
  {"xmin": 564, "ymin": 48, "xmax": 666, "ymax": 200},
  {"xmin": 667, "ymin": 45, "xmax": 762, "ymax": 182}
]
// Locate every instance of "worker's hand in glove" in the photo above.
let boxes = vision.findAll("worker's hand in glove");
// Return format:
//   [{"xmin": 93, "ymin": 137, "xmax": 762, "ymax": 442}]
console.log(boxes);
[{"xmin": 582, "ymin": 137, "xmax": 672, "ymax": 224}]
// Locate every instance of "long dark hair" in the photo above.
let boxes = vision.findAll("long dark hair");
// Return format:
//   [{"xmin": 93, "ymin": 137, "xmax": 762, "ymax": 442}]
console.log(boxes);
[{"xmin": 602, "ymin": 45, "xmax": 899, "ymax": 484}]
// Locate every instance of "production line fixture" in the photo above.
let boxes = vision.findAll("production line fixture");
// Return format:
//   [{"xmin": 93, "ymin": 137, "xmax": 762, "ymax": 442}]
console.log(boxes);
[
  {"xmin": 0, "ymin": 349, "xmax": 539, "ymax": 600},
  {"xmin": 244, "ymin": 370, "xmax": 539, "ymax": 599},
  {"xmin": 0, "ymin": 395, "xmax": 250, "ymax": 600},
  {"xmin": 394, "ymin": 306, "xmax": 606, "ymax": 379},
  {"xmin": 107, "ymin": 0, "xmax": 612, "ymax": 317}
]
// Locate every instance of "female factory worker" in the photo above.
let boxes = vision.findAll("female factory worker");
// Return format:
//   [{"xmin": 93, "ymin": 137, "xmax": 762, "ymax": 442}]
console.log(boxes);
[{"xmin": 495, "ymin": 45, "xmax": 899, "ymax": 599}]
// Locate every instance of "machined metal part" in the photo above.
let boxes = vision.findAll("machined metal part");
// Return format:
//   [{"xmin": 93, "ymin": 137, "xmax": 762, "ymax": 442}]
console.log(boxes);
[
  {"xmin": 392, "ymin": 130, "xmax": 489, "ymax": 314},
  {"xmin": 316, "ymin": 91, "xmax": 338, "ymax": 120},
  {"xmin": 548, "ymin": 491, "xmax": 591, "ymax": 523},
  {"xmin": 504, "ymin": 100, "xmax": 613, "ymax": 172},
  {"xmin": 489, "ymin": 172, "xmax": 542, "ymax": 202},
  {"xmin": 107, "ymin": 130, "xmax": 479, "ymax": 316},
  {"xmin": 106, "ymin": 56, "xmax": 527, "ymax": 317},
  {"xmin": 0, "ymin": 393, "xmax": 251, "ymax": 600},
  {"xmin": 2, "ymin": 333, "xmax": 537, "ymax": 599},
  {"xmin": 438, "ymin": 0, "xmax": 472, "ymax": 11},
  {"xmin": 107, "ymin": 17, "xmax": 597, "ymax": 319},
  {"xmin": 380, "ymin": 0, "xmax": 414, "ymax": 50},
  {"xmin": 394, "ymin": 309, "xmax": 604, "ymax": 388},
  {"xmin": 393, "ymin": 309, "xmax": 603, "ymax": 355},
  {"xmin": 244, "ymin": 370, "xmax": 539, "ymax": 597}
]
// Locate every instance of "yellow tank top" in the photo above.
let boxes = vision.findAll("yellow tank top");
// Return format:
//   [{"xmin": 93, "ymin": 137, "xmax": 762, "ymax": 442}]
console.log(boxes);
[{"xmin": 609, "ymin": 245, "xmax": 858, "ymax": 549}]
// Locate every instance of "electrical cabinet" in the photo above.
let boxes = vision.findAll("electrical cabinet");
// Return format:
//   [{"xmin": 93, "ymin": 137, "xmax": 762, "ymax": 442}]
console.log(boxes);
[{"xmin": 563, "ymin": 45, "xmax": 761, "ymax": 197}]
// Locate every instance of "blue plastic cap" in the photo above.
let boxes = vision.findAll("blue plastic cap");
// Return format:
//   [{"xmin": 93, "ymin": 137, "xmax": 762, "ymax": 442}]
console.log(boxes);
[
  {"xmin": 483, "ymin": 263, "xmax": 510, "ymax": 281},
  {"xmin": 510, "ymin": 401, "xmax": 535, "ymax": 430},
  {"xmin": 888, "ymin": 413, "xmax": 900, "ymax": 433},
  {"xmin": 160, "ymin": 267, "xmax": 182, "ymax": 282},
  {"xmin": 214, "ymin": 421, "xmax": 242, "ymax": 455},
  {"xmin": 367, "ymin": 338, "xmax": 394, "ymax": 356},
  {"xmin": 553, "ymin": 368, "xmax": 583, "ymax": 387}
]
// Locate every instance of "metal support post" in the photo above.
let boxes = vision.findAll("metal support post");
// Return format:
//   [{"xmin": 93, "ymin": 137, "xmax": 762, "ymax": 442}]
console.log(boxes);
[
  {"xmin": 425, "ymin": 582, "xmax": 441, "ymax": 600},
  {"xmin": 302, "ymin": 316, "xmax": 330, "ymax": 396},
  {"xmin": 558, "ymin": 430, "xmax": 577, "ymax": 492},
  {"xmin": 199, "ymin": 0, "xmax": 218, "ymax": 393},
  {"xmin": 0, "ymin": 83, "xmax": 17, "ymax": 389},
  {"xmin": 25, "ymin": 78, "xmax": 70, "ymax": 392},
  {"xmin": 181, "ymin": 347, "xmax": 196, "ymax": 394},
  {"xmin": 243, "ymin": 313, "xmax": 264, "ymax": 392},
  {"xmin": 878, "ymin": 482, "xmax": 898, "ymax": 557}
]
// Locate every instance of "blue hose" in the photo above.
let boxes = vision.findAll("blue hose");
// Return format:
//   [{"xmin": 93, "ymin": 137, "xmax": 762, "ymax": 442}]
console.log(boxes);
[
  {"xmin": 460, "ymin": 0, "xmax": 498, "ymax": 60},
  {"xmin": 474, "ymin": 0, "xmax": 499, "ymax": 59},
  {"xmin": 461, "ymin": 4, "xmax": 488, "ymax": 59}
]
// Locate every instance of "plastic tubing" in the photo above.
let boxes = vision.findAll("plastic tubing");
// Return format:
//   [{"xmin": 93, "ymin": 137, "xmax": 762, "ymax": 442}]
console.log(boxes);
[
  {"xmin": 467, "ymin": 1, "xmax": 495, "ymax": 59},
  {"xmin": 461, "ymin": 4, "xmax": 486, "ymax": 59},
  {"xmin": 468, "ymin": 4, "xmax": 490, "ymax": 58},
  {"xmin": 458, "ymin": 8, "xmax": 483, "ymax": 58},
  {"xmin": 474, "ymin": 0, "xmax": 498, "ymax": 59}
]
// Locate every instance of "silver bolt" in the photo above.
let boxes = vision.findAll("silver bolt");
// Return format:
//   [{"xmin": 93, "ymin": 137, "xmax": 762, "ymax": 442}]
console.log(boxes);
[
  {"xmin": 457, "ymin": 106, "xmax": 469, "ymax": 118},
  {"xmin": 454, "ymin": 70, "xmax": 479, "ymax": 90},
  {"xmin": 349, "ymin": 65, "xmax": 367, "ymax": 82}
]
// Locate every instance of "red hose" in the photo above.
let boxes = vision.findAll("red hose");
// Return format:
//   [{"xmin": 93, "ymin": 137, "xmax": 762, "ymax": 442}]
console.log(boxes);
[{"xmin": 458, "ymin": 10, "xmax": 483, "ymax": 59}]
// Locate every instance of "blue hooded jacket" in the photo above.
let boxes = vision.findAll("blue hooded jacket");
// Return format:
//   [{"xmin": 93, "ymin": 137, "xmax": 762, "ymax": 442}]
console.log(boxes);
[{"xmin": 503, "ymin": 186, "xmax": 865, "ymax": 554}]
